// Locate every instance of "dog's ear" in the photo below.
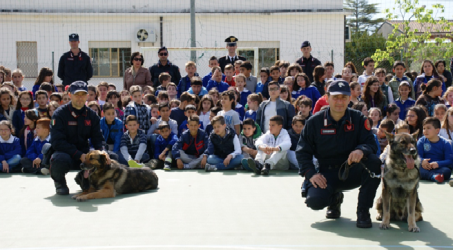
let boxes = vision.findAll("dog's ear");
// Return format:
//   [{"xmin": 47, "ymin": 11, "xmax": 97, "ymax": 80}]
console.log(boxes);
[
  {"xmin": 385, "ymin": 131, "xmax": 394, "ymax": 143},
  {"xmin": 411, "ymin": 130, "xmax": 419, "ymax": 141}
]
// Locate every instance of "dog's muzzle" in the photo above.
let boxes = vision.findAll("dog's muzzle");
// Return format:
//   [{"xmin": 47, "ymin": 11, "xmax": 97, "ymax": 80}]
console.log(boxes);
[{"xmin": 79, "ymin": 163, "xmax": 94, "ymax": 178}]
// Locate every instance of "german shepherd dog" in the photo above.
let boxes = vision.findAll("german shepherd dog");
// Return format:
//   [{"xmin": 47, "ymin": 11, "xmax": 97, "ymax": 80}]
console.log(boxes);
[
  {"xmin": 72, "ymin": 150, "xmax": 158, "ymax": 202},
  {"xmin": 376, "ymin": 131, "xmax": 423, "ymax": 232}
]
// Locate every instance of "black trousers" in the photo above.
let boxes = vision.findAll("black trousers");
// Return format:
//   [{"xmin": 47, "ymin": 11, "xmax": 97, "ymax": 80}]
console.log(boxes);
[
  {"xmin": 305, "ymin": 154, "xmax": 381, "ymax": 210},
  {"xmin": 20, "ymin": 158, "xmax": 46, "ymax": 174},
  {"xmin": 50, "ymin": 151, "xmax": 119, "ymax": 183}
]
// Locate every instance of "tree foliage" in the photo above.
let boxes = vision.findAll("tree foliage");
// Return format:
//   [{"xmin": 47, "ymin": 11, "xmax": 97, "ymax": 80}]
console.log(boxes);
[
  {"xmin": 372, "ymin": 0, "xmax": 453, "ymax": 70},
  {"xmin": 344, "ymin": 0, "xmax": 385, "ymax": 33},
  {"xmin": 345, "ymin": 31, "xmax": 387, "ymax": 74}
]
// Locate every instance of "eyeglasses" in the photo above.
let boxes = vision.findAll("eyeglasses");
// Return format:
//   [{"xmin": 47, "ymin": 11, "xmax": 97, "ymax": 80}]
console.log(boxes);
[
  {"xmin": 159, "ymin": 52, "xmax": 168, "ymax": 56},
  {"xmin": 0, "ymin": 129, "xmax": 10, "ymax": 132},
  {"xmin": 269, "ymin": 87, "xmax": 279, "ymax": 91},
  {"xmin": 133, "ymin": 58, "xmax": 143, "ymax": 61}
]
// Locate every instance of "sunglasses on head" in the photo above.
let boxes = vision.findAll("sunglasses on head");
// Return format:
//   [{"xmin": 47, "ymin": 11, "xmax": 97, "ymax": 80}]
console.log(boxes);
[
  {"xmin": 159, "ymin": 52, "xmax": 168, "ymax": 56},
  {"xmin": 133, "ymin": 58, "xmax": 143, "ymax": 61}
]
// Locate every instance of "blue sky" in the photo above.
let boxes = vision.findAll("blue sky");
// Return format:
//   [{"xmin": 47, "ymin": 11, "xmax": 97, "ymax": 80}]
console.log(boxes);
[{"xmin": 367, "ymin": 0, "xmax": 453, "ymax": 20}]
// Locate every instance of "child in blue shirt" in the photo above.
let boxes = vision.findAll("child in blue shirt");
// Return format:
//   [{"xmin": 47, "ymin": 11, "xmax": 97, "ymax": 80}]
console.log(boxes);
[
  {"xmin": 150, "ymin": 122, "xmax": 178, "ymax": 171},
  {"xmin": 177, "ymin": 61, "xmax": 198, "ymax": 98},
  {"xmin": 244, "ymin": 93, "xmax": 263, "ymax": 121},
  {"xmin": 119, "ymin": 115, "xmax": 149, "ymax": 166},
  {"xmin": 256, "ymin": 67, "xmax": 270, "ymax": 98},
  {"xmin": 20, "ymin": 118, "xmax": 50, "ymax": 175},
  {"xmin": 206, "ymin": 67, "xmax": 229, "ymax": 93},
  {"xmin": 0, "ymin": 121, "xmax": 21, "ymax": 173},
  {"xmin": 395, "ymin": 81, "xmax": 415, "ymax": 120},
  {"xmin": 292, "ymin": 73, "xmax": 321, "ymax": 108},
  {"xmin": 100, "ymin": 103, "xmax": 123, "ymax": 153},
  {"xmin": 179, "ymin": 105, "xmax": 204, "ymax": 136},
  {"xmin": 417, "ymin": 117, "xmax": 453, "ymax": 183}
]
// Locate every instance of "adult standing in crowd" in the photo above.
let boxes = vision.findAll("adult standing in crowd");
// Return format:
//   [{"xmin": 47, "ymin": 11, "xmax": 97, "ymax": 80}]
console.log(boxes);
[
  {"xmin": 296, "ymin": 41, "xmax": 321, "ymax": 83},
  {"xmin": 218, "ymin": 36, "xmax": 246, "ymax": 73},
  {"xmin": 123, "ymin": 52, "xmax": 152, "ymax": 91},
  {"xmin": 57, "ymin": 33, "xmax": 93, "ymax": 86},
  {"xmin": 296, "ymin": 80, "xmax": 381, "ymax": 229},
  {"xmin": 149, "ymin": 47, "xmax": 181, "ymax": 89},
  {"xmin": 49, "ymin": 81, "xmax": 115, "ymax": 195},
  {"xmin": 436, "ymin": 60, "xmax": 452, "ymax": 88},
  {"xmin": 256, "ymin": 81, "xmax": 295, "ymax": 133}
]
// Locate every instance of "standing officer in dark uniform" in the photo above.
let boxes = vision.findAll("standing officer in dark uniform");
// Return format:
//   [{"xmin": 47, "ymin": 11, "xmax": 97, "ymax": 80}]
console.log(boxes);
[
  {"xmin": 295, "ymin": 41, "xmax": 321, "ymax": 83},
  {"xmin": 218, "ymin": 36, "xmax": 246, "ymax": 73},
  {"xmin": 57, "ymin": 34, "xmax": 93, "ymax": 86},
  {"xmin": 296, "ymin": 80, "xmax": 381, "ymax": 228},
  {"xmin": 149, "ymin": 46, "xmax": 181, "ymax": 89},
  {"xmin": 49, "ymin": 81, "xmax": 111, "ymax": 195}
]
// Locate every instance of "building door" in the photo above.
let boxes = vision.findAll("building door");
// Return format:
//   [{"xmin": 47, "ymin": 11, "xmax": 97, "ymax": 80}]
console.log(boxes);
[{"xmin": 16, "ymin": 42, "xmax": 38, "ymax": 78}]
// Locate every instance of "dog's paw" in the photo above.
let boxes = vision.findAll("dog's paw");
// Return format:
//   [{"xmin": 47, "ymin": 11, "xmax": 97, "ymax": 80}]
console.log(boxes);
[
  {"xmin": 71, "ymin": 194, "xmax": 79, "ymax": 200},
  {"xmin": 408, "ymin": 226, "xmax": 420, "ymax": 233},
  {"xmin": 76, "ymin": 195, "xmax": 88, "ymax": 202},
  {"xmin": 379, "ymin": 223, "xmax": 390, "ymax": 230},
  {"xmin": 376, "ymin": 214, "xmax": 382, "ymax": 221}
]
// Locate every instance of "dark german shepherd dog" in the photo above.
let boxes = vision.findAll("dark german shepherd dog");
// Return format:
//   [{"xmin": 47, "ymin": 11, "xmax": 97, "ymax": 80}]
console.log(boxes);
[
  {"xmin": 73, "ymin": 150, "xmax": 158, "ymax": 202},
  {"xmin": 376, "ymin": 131, "xmax": 423, "ymax": 232}
]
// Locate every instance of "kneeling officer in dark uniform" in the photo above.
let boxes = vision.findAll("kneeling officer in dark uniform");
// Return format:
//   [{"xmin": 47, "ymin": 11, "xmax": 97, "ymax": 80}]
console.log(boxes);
[
  {"xmin": 296, "ymin": 80, "xmax": 381, "ymax": 228},
  {"xmin": 49, "ymin": 81, "xmax": 107, "ymax": 195}
]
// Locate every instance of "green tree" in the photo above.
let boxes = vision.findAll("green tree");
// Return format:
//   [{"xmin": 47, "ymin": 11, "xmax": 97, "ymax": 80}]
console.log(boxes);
[
  {"xmin": 344, "ymin": 0, "xmax": 385, "ymax": 33},
  {"xmin": 372, "ymin": 0, "xmax": 453, "ymax": 70},
  {"xmin": 345, "ymin": 32, "xmax": 387, "ymax": 74}
]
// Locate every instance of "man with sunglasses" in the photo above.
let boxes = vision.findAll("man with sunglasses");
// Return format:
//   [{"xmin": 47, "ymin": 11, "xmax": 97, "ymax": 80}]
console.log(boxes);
[
  {"xmin": 58, "ymin": 33, "xmax": 93, "ymax": 86},
  {"xmin": 149, "ymin": 47, "xmax": 181, "ymax": 89},
  {"xmin": 218, "ymin": 36, "xmax": 247, "ymax": 73}
]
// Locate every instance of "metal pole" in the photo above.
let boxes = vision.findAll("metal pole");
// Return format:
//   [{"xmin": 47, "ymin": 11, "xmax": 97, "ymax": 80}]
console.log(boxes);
[
  {"xmin": 190, "ymin": 0, "xmax": 196, "ymax": 62},
  {"xmin": 121, "ymin": 50, "xmax": 125, "ymax": 75},
  {"xmin": 331, "ymin": 50, "xmax": 333, "ymax": 63},
  {"xmin": 52, "ymin": 51, "xmax": 54, "ymax": 81}
]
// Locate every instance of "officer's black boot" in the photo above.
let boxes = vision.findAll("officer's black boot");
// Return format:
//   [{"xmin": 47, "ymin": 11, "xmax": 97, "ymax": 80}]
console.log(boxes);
[
  {"xmin": 53, "ymin": 175, "xmax": 69, "ymax": 195},
  {"xmin": 261, "ymin": 163, "xmax": 270, "ymax": 175},
  {"xmin": 301, "ymin": 179, "xmax": 309, "ymax": 198},
  {"xmin": 356, "ymin": 207, "xmax": 372, "ymax": 228},
  {"xmin": 326, "ymin": 192, "xmax": 344, "ymax": 219}
]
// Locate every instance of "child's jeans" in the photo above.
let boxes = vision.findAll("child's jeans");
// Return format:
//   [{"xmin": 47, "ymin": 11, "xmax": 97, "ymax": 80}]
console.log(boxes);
[
  {"xmin": 1, "ymin": 154, "xmax": 21, "ymax": 173},
  {"xmin": 419, "ymin": 166, "xmax": 452, "ymax": 181},
  {"xmin": 207, "ymin": 154, "xmax": 243, "ymax": 170},
  {"xmin": 287, "ymin": 150, "xmax": 299, "ymax": 170},
  {"xmin": 118, "ymin": 152, "xmax": 150, "ymax": 165},
  {"xmin": 256, "ymin": 150, "xmax": 288, "ymax": 170},
  {"xmin": 179, "ymin": 151, "xmax": 204, "ymax": 169}
]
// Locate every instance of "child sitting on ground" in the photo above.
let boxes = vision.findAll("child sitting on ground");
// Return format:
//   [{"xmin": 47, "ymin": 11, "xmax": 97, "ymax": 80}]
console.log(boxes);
[
  {"xmin": 172, "ymin": 115, "xmax": 209, "ymax": 170},
  {"xmin": 0, "ymin": 120, "xmax": 21, "ymax": 173},
  {"xmin": 100, "ymin": 103, "xmax": 123, "ymax": 154},
  {"xmin": 417, "ymin": 117, "xmax": 453, "ymax": 183},
  {"xmin": 287, "ymin": 115, "xmax": 305, "ymax": 169},
  {"xmin": 20, "ymin": 118, "xmax": 51, "ymax": 175},
  {"xmin": 179, "ymin": 104, "xmax": 203, "ymax": 136},
  {"xmin": 240, "ymin": 118, "xmax": 262, "ymax": 169},
  {"xmin": 202, "ymin": 115, "xmax": 243, "ymax": 171},
  {"xmin": 149, "ymin": 122, "xmax": 178, "ymax": 171},
  {"xmin": 124, "ymin": 85, "xmax": 151, "ymax": 132},
  {"xmin": 119, "ymin": 115, "xmax": 150, "ymax": 166},
  {"xmin": 247, "ymin": 115, "xmax": 292, "ymax": 175}
]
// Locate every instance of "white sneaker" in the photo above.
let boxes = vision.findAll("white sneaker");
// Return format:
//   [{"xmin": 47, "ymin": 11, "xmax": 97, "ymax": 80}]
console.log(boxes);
[
  {"xmin": 204, "ymin": 164, "xmax": 217, "ymax": 172},
  {"xmin": 40, "ymin": 168, "xmax": 50, "ymax": 175},
  {"xmin": 163, "ymin": 165, "xmax": 171, "ymax": 171},
  {"xmin": 183, "ymin": 164, "xmax": 191, "ymax": 169}
]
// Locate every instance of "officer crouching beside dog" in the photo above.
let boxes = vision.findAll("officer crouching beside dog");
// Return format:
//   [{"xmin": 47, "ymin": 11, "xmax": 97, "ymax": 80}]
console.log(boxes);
[
  {"xmin": 296, "ymin": 80, "xmax": 381, "ymax": 228},
  {"xmin": 46, "ymin": 81, "xmax": 117, "ymax": 195}
]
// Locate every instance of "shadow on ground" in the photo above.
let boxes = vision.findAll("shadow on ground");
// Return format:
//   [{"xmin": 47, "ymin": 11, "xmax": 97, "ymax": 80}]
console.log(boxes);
[
  {"xmin": 44, "ymin": 188, "xmax": 159, "ymax": 213},
  {"xmin": 312, "ymin": 219, "xmax": 453, "ymax": 249}
]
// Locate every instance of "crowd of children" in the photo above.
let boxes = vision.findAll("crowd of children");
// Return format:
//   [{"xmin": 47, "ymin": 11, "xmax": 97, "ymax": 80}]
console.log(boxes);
[{"xmin": 0, "ymin": 54, "xmax": 453, "ymax": 185}]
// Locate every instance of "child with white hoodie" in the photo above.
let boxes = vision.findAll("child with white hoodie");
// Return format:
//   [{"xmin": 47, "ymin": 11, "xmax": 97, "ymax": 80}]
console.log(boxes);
[{"xmin": 246, "ymin": 115, "xmax": 291, "ymax": 175}]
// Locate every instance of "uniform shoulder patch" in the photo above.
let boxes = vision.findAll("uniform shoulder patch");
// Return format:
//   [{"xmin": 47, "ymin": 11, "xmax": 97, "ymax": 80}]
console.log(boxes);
[
  {"xmin": 51, "ymin": 119, "xmax": 56, "ymax": 126},
  {"xmin": 364, "ymin": 119, "xmax": 371, "ymax": 131}
]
